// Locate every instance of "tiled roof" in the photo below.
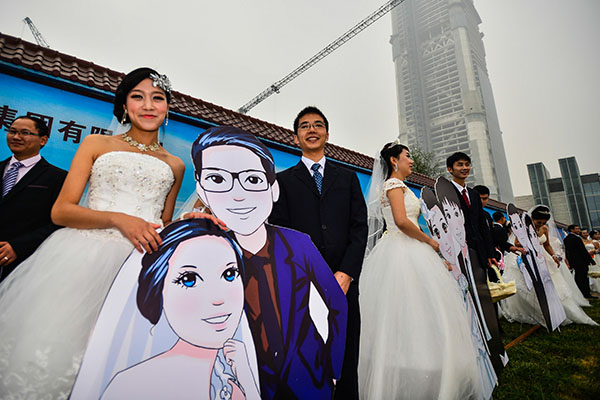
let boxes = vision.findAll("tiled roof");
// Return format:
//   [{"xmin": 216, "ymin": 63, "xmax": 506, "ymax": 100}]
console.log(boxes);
[
  {"xmin": 0, "ymin": 32, "xmax": 516, "ymax": 212},
  {"xmin": 0, "ymin": 32, "xmax": 373, "ymax": 169}
]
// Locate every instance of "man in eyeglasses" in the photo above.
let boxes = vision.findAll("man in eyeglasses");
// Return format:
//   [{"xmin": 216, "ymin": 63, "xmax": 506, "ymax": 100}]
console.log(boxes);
[
  {"xmin": 191, "ymin": 126, "xmax": 347, "ymax": 399},
  {"xmin": 270, "ymin": 106, "xmax": 368, "ymax": 400},
  {"xmin": 0, "ymin": 116, "xmax": 66, "ymax": 280}
]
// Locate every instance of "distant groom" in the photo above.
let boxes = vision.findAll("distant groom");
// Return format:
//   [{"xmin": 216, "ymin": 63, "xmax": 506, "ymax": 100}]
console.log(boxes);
[{"xmin": 270, "ymin": 106, "xmax": 368, "ymax": 400}]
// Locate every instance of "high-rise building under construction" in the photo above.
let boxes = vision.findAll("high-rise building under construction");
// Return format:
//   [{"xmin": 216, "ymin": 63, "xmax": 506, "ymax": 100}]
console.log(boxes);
[{"xmin": 390, "ymin": 0, "xmax": 513, "ymax": 202}]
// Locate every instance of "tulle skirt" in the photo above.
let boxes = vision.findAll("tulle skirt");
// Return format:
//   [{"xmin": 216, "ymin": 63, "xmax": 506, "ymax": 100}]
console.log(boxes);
[
  {"xmin": 0, "ymin": 227, "xmax": 133, "ymax": 399},
  {"xmin": 499, "ymin": 252, "xmax": 597, "ymax": 327},
  {"xmin": 358, "ymin": 231, "xmax": 482, "ymax": 400}
]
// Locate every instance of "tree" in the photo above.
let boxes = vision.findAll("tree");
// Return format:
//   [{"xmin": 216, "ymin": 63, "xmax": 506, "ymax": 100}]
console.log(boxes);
[{"xmin": 411, "ymin": 147, "xmax": 442, "ymax": 177}]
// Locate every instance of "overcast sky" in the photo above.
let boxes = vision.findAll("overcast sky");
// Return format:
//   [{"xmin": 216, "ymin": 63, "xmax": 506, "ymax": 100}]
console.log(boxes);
[{"xmin": 1, "ymin": 0, "xmax": 598, "ymax": 196}]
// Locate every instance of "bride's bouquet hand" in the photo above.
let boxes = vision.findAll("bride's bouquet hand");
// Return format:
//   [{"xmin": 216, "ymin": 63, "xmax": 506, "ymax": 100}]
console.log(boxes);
[{"xmin": 113, "ymin": 213, "xmax": 162, "ymax": 254}]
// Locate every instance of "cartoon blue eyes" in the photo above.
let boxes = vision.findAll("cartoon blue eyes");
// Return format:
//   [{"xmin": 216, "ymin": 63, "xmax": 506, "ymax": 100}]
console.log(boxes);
[
  {"xmin": 222, "ymin": 267, "xmax": 239, "ymax": 282},
  {"xmin": 173, "ymin": 267, "xmax": 239, "ymax": 288},
  {"xmin": 173, "ymin": 271, "xmax": 200, "ymax": 288}
]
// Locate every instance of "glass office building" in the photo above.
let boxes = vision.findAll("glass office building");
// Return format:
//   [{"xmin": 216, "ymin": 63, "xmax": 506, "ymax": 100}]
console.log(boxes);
[
  {"xmin": 582, "ymin": 173, "xmax": 600, "ymax": 230},
  {"xmin": 527, "ymin": 163, "xmax": 552, "ymax": 207},
  {"xmin": 559, "ymin": 157, "xmax": 592, "ymax": 229}
]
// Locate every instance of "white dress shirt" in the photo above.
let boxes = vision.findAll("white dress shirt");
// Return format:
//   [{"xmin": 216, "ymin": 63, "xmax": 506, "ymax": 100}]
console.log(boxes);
[
  {"xmin": 451, "ymin": 179, "xmax": 470, "ymax": 203},
  {"xmin": 301, "ymin": 155, "xmax": 326, "ymax": 178},
  {"xmin": 3, "ymin": 154, "xmax": 42, "ymax": 185}
]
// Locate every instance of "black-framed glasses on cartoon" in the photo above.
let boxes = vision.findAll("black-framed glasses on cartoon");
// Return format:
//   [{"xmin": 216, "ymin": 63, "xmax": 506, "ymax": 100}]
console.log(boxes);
[
  {"xmin": 5, "ymin": 128, "xmax": 41, "ymax": 137},
  {"xmin": 198, "ymin": 168, "xmax": 269, "ymax": 193}
]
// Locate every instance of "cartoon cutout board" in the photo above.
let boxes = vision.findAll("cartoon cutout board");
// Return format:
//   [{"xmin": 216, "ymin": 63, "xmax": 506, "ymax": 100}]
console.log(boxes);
[
  {"xmin": 189, "ymin": 126, "xmax": 347, "ymax": 399},
  {"xmin": 71, "ymin": 219, "xmax": 260, "ymax": 399},
  {"xmin": 73, "ymin": 126, "xmax": 348, "ymax": 399},
  {"xmin": 524, "ymin": 210, "xmax": 566, "ymax": 330},
  {"xmin": 420, "ymin": 187, "xmax": 498, "ymax": 398},
  {"xmin": 506, "ymin": 203, "xmax": 566, "ymax": 331},
  {"xmin": 434, "ymin": 177, "xmax": 507, "ymax": 372}
]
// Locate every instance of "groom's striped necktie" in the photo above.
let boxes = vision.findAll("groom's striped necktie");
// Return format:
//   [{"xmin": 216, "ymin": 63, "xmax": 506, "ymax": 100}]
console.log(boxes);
[
  {"xmin": 311, "ymin": 163, "xmax": 323, "ymax": 194},
  {"xmin": 2, "ymin": 162, "xmax": 24, "ymax": 197}
]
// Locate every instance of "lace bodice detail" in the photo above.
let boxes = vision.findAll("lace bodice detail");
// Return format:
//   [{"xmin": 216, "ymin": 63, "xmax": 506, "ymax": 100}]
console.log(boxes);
[
  {"xmin": 380, "ymin": 178, "xmax": 420, "ymax": 234},
  {"xmin": 87, "ymin": 151, "xmax": 174, "ymax": 225}
]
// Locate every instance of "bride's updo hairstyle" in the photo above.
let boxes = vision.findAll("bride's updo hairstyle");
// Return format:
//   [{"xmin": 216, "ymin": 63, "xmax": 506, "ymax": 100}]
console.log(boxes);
[
  {"xmin": 531, "ymin": 205, "xmax": 551, "ymax": 222},
  {"xmin": 113, "ymin": 67, "xmax": 172, "ymax": 124},
  {"xmin": 380, "ymin": 142, "xmax": 409, "ymax": 178}
]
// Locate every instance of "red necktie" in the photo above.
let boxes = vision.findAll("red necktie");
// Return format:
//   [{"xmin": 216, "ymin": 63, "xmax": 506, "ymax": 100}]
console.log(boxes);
[{"xmin": 462, "ymin": 188, "xmax": 470, "ymax": 207}]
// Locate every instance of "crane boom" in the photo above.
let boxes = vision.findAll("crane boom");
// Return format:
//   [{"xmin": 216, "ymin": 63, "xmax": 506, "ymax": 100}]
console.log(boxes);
[
  {"xmin": 237, "ymin": 0, "xmax": 405, "ymax": 114},
  {"xmin": 23, "ymin": 17, "xmax": 50, "ymax": 48}
]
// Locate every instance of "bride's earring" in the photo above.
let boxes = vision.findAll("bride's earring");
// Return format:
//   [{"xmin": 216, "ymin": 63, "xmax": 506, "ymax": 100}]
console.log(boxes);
[
  {"xmin": 121, "ymin": 110, "xmax": 128, "ymax": 124},
  {"xmin": 165, "ymin": 111, "xmax": 169, "ymax": 126},
  {"xmin": 393, "ymin": 163, "xmax": 398, "ymax": 172}
]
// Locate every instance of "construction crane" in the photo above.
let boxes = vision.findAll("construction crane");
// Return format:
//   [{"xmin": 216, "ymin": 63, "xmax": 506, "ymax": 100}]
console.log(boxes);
[
  {"xmin": 237, "ymin": 0, "xmax": 405, "ymax": 114},
  {"xmin": 23, "ymin": 17, "xmax": 50, "ymax": 48}
]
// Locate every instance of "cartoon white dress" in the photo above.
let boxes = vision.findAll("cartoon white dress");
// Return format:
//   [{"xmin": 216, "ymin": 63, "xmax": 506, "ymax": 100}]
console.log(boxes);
[
  {"xmin": 358, "ymin": 178, "xmax": 482, "ymax": 400},
  {"xmin": 500, "ymin": 234, "xmax": 597, "ymax": 327},
  {"xmin": 0, "ymin": 151, "xmax": 174, "ymax": 398}
]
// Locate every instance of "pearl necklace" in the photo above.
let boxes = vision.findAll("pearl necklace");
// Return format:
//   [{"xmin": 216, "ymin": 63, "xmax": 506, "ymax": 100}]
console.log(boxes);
[{"xmin": 122, "ymin": 133, "xmax": 161, "ymax": 152}]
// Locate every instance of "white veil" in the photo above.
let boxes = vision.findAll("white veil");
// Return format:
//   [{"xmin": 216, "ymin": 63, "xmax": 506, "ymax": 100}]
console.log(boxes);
[
  {"xmin": 70, "ymin": 251, "xmax": 259, "ymax": 399},
  {"xmin": 365, "ymin": 152, "xmax": 388, "ymax": 255}
]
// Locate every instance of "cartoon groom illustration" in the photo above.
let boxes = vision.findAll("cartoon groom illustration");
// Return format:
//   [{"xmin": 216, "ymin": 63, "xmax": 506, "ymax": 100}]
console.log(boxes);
[{"xmin": 192, "ymin": 126, "xmax": 347, "ymax": 399}]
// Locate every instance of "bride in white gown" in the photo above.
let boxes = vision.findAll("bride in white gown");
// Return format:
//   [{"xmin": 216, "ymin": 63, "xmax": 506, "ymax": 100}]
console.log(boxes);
[
  {"xmin": 583, "ymin": 229, "xmax": 600, "ymax": 293},
  {"xmin": 0, "ymin": 68, "xmax": 186, "ymax": 398},
  {"xmin": 358, "ymin": 142, "xmax": 482, "ymax": 400},
  {"xmin": 500, "ymin": 205, "xmax": 596, "ymax": 327}
]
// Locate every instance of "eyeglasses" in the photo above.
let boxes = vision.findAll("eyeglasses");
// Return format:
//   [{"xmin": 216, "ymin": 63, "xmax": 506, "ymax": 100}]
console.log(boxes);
[
  {"xmin": 298, "ymin": 121, "xmax": 326, "ymax": 131},
  {"xmin": 5, "ymin": 128, "xmax": 41, "ymax": 137},
  {"xmin": 198, "ymin": 168, "xmax": 269, "ymax": 193}
]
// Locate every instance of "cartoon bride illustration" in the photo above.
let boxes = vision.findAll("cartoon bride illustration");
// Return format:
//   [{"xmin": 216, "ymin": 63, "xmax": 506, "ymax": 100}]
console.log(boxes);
[{"xmin": 71, "ymin": 219, "xmax": 260, "ymax": 400}]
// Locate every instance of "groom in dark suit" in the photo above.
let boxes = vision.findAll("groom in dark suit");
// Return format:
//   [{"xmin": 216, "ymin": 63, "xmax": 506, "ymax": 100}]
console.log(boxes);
[
  {"xmin": 270, "ymin": 106, "xmax": 368, "ymax": 399},
  {"xmin": 564, "ymin": 224, "xmax": 595, "ymax": 299},
  {"xmin": 0, "ymin": 116, "xmax": 66, "ymax": 281},
  {"xmin": 446, "ymin": 152, "xmax": 505, "ymax": 374}
]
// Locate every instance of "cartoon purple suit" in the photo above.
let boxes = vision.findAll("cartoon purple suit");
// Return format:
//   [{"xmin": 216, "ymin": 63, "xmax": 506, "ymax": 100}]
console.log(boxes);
[{"xmin": 192, "ymin": 126, "xmax": 347, "ymax": 399}]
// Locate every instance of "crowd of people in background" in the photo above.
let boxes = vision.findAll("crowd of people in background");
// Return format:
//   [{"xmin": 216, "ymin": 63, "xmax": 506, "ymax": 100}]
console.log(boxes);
[{"xmin": 0, "ymin": 67, "xmax": 598, "ymax": 399}]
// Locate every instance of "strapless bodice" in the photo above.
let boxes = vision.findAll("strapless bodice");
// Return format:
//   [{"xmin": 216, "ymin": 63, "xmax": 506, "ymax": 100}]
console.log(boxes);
[
  {"xmin": 87, "ymin": 151, "xmax": 174, "ymax": 225},
  {"xmin": 585, "ymin": 242, "xmax": 595, "ymax": 252}
]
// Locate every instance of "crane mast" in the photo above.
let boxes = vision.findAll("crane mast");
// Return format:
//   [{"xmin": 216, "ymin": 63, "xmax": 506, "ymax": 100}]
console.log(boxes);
[
  {"xmin": 23, "ymin": 17, "xmax": 50, "ymax": 48},
  {"xmin": 237, "ymin": 0, "xmax": 405, "ymax": 114}
]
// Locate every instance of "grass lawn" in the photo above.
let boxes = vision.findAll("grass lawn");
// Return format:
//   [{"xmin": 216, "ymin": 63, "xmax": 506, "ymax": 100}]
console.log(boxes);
[{"xmin": 494, "ymin": 298, "xmax": 600, "ymax": 399}]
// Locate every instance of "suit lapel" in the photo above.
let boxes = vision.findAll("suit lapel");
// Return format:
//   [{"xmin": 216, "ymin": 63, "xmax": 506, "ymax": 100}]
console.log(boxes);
[
  {"xmin": 0, "ymin": 158, "xmax": 8, "ymax": 190},
  {"xmin": 272, "ymin": 227, "xmax": 293, "ymax": 342},
  {"xmin": 320, "ymin": 160, "xmax": 339, "ymax": 198},
  {"xmin": 292, "ymin": 161, "xmax": 320, "ymax": 197},
  {"xmin": 1, "ymin": 158, "xmax": 49, "ymax": 203}
]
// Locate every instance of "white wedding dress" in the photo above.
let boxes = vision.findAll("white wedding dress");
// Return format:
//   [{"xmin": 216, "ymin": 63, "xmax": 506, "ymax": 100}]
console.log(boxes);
[
  {"xmin": 0, "ymin": 151, "xmax": 174, "ymax": 399},
  {"xmin": 358, "ymin": 178, "xmax": 482, "ymax": 400},
  {"xmin": 500, "ymin": 234, "xmax": 597, "ymax": 327},
  {"xmin": 585, "ymin": 241, "xmax": 600, "ymax": 293}
]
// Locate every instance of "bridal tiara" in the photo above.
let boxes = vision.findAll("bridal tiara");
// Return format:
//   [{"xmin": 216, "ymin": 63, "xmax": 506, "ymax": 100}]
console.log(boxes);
[{"xmin": 149, "ymin": 72, "xmax": 172, "ymax": 94}]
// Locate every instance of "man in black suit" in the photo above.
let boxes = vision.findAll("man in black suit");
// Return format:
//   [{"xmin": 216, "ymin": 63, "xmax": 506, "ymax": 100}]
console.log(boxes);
[
  {"xmin": 270, "ymin": 106, "xmax": 368, "ymax": 400},
  {"xmin": 0, "ymin": 116, "xmax": 67, "ymax": 281},
  {"xmin": 446, "ymin": 152, "xmax": 505, "ymax": 374},
  {"xmin": 491, "ymin": 211, "xmax": 524, "ymax": 259},
  {"xmin": 563, "ymin": 224, "xmax": 595, "ymax": 299}
]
